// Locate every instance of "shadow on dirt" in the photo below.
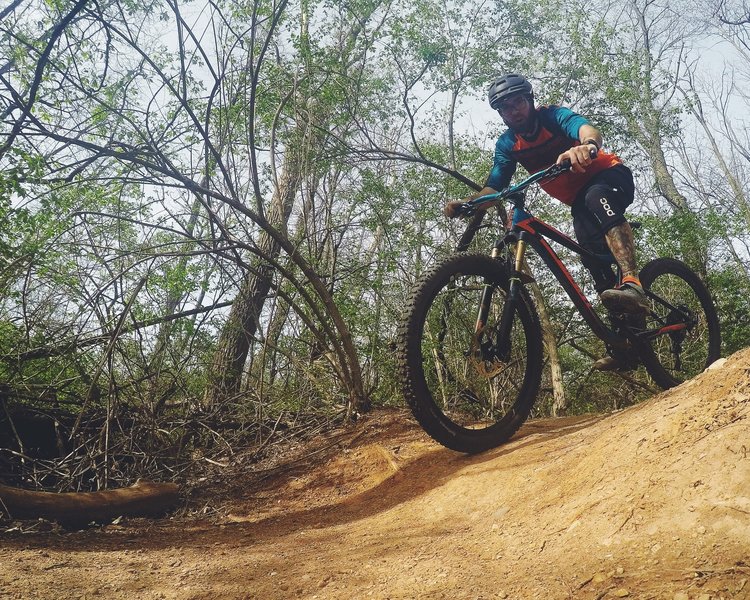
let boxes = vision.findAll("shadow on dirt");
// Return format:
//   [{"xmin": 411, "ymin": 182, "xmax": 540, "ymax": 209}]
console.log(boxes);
[{"xmin": 0, "ymin": 413, "xmax": 606, "ymax": 552}]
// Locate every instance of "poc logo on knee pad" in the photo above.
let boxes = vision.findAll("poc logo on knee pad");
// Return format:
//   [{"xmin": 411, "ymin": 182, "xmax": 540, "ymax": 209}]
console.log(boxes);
[{"xmin": 599, "ymin": 197, "xmax": 615, "ymax": 217}]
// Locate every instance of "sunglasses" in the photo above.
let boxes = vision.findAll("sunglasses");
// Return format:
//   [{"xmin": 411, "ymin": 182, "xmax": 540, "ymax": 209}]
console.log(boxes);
[{"xmin": 496, "ymin": 95, "xmax": 529, "ymax": 114}]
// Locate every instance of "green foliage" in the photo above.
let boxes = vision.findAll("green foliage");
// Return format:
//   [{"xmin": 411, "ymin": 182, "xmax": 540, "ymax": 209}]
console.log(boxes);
[{"xmin": 709, "ymin": 267, "xmax": 750, "ymax": 356}]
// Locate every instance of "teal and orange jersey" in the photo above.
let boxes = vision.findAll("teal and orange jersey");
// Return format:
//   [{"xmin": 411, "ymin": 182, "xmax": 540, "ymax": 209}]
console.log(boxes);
[{"xmin": 485, "ymin": 105, "xmax": 622, "ymax": 206}]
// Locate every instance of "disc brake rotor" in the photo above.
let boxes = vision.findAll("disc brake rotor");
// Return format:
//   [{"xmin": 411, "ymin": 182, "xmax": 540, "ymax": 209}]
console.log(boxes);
[{"xmin": 469, "ymin": 325, "xmax": 506, "ymax": 378}]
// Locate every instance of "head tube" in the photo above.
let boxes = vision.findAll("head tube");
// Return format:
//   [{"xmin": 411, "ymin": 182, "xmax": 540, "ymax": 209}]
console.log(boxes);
[{"xmin": 511, "ymin": 205, "xmax": 533, "ymax": 227}]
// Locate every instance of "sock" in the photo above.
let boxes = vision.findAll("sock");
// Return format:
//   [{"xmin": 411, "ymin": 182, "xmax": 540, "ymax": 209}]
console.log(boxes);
[{"xmin": 621, "ymin": 275, "xmax": 642, "ymax": 289}]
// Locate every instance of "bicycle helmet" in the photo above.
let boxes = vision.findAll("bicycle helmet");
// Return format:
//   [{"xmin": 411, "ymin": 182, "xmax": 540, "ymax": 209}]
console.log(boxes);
[{"xmin": 488, "ymin": 74, "xmax": 533, "ymax": 110}]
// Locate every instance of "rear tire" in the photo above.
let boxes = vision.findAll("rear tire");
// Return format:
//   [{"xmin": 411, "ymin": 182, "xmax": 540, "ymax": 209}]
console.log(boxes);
[
  {"xmin": 638, "ymin": 258, "xmax": 721, "ymax": 389},
  {"xmin": 397, "ymin": 253, "xmax": 543, "ymax": 453}
]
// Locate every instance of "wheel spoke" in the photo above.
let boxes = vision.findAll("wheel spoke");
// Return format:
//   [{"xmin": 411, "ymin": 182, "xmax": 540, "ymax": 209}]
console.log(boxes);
[{"xmin": 399, "ymin": 254, "xmax": 543, "ymax": 452}]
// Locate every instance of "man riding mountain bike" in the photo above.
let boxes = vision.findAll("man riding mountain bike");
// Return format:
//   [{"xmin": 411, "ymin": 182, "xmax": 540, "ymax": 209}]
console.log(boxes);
[{"xmin": 445, "ymin": 73, "xmax": 647, "ymax": 371}]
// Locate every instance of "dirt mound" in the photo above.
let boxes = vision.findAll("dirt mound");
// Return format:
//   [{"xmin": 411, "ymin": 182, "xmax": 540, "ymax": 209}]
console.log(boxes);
[{"xmin": 1, "ymin": 350, "xmax": 749, "ymax": 599}]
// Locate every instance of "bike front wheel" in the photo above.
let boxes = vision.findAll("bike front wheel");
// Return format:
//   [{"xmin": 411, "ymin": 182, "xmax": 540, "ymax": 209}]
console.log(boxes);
[
  {"xmin": 398, "ymin": 253, "xmax": 543, "ymax": 453},
  {"xmin": 638, "ymin": 258, "xmax": 721, "ymax": 389}
]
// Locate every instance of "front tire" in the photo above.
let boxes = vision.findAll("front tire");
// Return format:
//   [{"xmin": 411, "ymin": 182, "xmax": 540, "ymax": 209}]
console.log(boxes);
[
  {"xmin": 638, "ymin": 258, "xmax": 721, "ymax": 389},
  {"xmin": 397, "ymin": 253, "xmax": 543, "ymax": 453}
]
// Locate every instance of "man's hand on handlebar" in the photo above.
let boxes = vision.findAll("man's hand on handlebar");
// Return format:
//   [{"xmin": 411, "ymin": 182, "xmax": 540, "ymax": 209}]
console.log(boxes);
[
  {"xmin": 445, "ymin": 186, "xmax": 499, "ymax": 219},
  {"xmin": 556, "ymin": 143, "xmax": 598, "ymax": 174},
  {"xmin": 444, "ymin": 200, "xmax": 468, "ymax": 218}
]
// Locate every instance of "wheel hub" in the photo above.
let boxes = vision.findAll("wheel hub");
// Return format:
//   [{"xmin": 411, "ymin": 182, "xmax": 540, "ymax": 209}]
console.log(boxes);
[{"xmin": 469, "ymin": 325, "xmax": 507, "ymax": 377}]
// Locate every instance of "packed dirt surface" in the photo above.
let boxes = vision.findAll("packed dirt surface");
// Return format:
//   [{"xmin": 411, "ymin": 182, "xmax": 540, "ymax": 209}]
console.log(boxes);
[{"xmin": 2, "ymin": 350, "xmax": 750, "ymax": 600}]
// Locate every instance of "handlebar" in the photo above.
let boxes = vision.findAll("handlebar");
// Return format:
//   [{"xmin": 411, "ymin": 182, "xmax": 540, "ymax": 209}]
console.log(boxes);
[{"xmin": 455, "ymin": 147, "xmax": 598, "ymax": 217}]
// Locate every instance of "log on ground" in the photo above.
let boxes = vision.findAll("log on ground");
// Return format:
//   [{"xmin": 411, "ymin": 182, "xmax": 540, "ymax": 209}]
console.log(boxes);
[{"xmin": 0, "ymin": 480, "xmax": 180, "ymax": 525}]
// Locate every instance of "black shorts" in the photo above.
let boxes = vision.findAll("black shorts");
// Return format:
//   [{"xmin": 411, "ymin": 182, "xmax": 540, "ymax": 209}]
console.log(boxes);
[{"xmin": 570, "ymin": 164, "xmax": 635, "ymax": 252}]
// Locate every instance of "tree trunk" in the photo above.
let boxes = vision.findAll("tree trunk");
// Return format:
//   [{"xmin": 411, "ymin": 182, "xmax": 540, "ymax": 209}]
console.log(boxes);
[
  {"xmin": 204, "ymin": 160, "xmax": 300, "ymax": 406},
  {"xmin": 646, "ymin": 136, "xmax": 708, "ymax": 275},
  {"xmin": 526, "ymin": 271, "xmax": 566, "ymax": 416},
  {"xmin": 365, "ymin": 225, "xmax": 385, "ymax": 392},
  {"xmin": 149, "ymin": 195, "xmax": 206, "ymax": 416}
]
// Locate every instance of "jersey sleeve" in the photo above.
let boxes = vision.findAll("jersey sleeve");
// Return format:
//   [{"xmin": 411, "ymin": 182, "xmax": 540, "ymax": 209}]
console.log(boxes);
[
  {"xmin": 547, "ymin": 105, "xmax": 589, "ymax": 140},
  {"xmin": 485, "ymin": 134, "xmax": 517, "ymax": 191}
]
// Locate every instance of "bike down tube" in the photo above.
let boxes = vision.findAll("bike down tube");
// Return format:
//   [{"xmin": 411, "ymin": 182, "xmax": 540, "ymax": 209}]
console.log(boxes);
[{"xmin": 514, "ymin": 218, "xmax": 628, "ymax": 349}]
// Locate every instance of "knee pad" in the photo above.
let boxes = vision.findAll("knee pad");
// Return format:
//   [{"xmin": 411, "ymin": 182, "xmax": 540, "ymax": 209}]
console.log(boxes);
[{"xmin": 583, "ymin": 184, "xmax": 627, "ymax": 232}]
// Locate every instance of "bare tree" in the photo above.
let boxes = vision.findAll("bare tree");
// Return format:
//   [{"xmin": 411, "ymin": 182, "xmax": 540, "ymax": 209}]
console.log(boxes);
[{"xmin": 0, "ymin": 0, "xmax": 383, "ymax": 433}]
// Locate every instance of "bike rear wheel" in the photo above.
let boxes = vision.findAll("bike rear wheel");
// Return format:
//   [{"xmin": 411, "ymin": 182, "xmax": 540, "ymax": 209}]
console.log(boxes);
[
  {"xmin": 638, "ymin": 258, "xmax": 721, "ymax": 389},
  {"xmin": 398, "ymin": 253, "xmax": 543, "ymax": 453}
]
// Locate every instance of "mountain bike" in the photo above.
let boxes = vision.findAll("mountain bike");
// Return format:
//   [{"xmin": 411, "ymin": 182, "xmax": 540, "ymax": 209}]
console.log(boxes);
[{"xmin": 397, "ymin": 159, "xmax": 721, "ymax": 453}]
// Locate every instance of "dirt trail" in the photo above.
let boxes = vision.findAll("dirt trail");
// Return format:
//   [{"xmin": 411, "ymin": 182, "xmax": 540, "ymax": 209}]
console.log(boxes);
[{"xmin": 1, "ymin": 349, "xmax": 750, "ymax": 600}]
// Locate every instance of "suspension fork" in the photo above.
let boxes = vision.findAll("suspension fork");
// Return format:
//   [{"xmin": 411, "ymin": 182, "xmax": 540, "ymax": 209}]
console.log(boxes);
[{"xmin": 475, "ymin": 232, "xmax": 527, "ymax": 350}]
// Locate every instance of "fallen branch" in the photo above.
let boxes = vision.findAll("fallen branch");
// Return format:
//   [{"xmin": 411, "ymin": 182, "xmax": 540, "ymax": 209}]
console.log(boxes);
[{"xmin": 0, "ymin": 480, "xmax": 180, "ymax": 526}]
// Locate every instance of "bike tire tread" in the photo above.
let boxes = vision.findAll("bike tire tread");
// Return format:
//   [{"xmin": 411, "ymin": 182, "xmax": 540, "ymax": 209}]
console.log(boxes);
[
  {"xmin": 397, "ymin": 253, "xmax": 543, "ymax": 453},
  {"xmin": 638, "ymin": 257, "xmax": 721, "ymax": 389}
]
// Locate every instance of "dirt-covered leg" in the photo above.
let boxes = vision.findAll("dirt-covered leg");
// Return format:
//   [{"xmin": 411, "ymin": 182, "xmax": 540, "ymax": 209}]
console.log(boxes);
[
  {"xmin": 601, "ymin": 223, "xmax": 649, "ymax": 314},
  {"xmin": 604, "ymin": 222, "xmax": 638, "ymax": 280}
]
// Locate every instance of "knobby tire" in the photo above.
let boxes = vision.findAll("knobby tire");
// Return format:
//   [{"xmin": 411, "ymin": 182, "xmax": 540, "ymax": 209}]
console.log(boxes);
[
  {"xmin": 397, "ymin": 253, "xmax": 543, "ymax": 453},
  {"xmin": 638, "ymin": 258, "xmax": 721, "ymax": 389}
]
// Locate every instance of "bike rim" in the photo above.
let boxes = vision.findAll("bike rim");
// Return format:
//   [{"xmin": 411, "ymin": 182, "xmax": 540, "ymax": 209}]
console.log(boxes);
[
  {"xmin": 644, "ymin": 272, "xmax": 713, "ymax": 382},
  {"xmin": 419, "ymin": 272, "xmax": 532, "ymax": 432}
]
